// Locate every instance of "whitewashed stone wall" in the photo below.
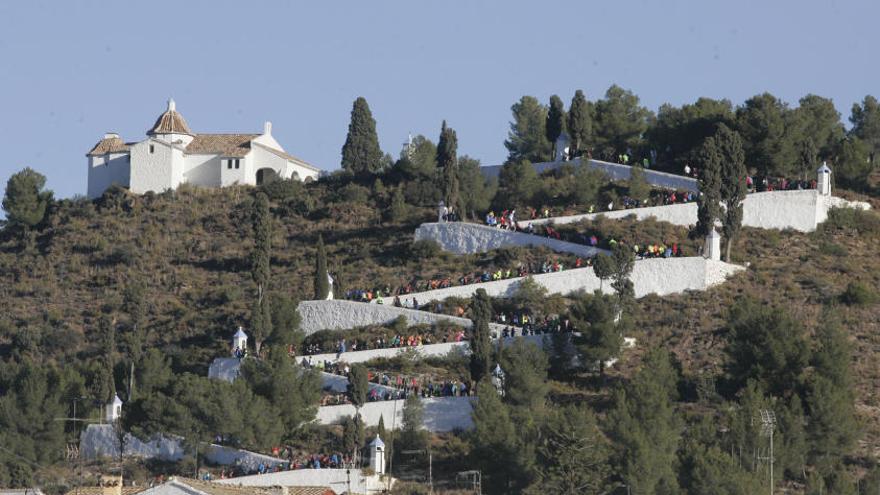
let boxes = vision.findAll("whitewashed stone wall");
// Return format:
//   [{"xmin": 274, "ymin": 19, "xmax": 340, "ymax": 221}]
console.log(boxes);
[
  {"xmin": 480, "ymin": 158, "xmax": 699, "ymax": 191},
  {"xmin": 297, "ymin": 300, "xmax": 507, "ymax": 335},
  {"xmin": 79, "ymin": 424, "xmax": 286, "ymax": 470},
  {"xmin": 414, "ymin": 222, "xmax": 609, "ymax": 257},
  {"xmin": 215, "ymin": 468, "xmax": 388, "ymax": 494},
  {"xmin": 316, "ymin": 396, "xmax": 475, "ymax": 432},
  {"xmin": 447, "ymin": 190, "xmax": 871, "ymax": 236},
  {"xmin": 361, "ymin": 257, "xmax": 743, "ymax": 304}
]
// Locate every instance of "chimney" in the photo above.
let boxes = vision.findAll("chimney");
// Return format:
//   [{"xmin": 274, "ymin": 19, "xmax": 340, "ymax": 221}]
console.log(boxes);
[
  {"xmin": 104, "ymin": 132, "xmax": 120, "ymax": 140},
  {"xmin": 101, "ymin": 475, "xmax": 123, "ymax": 495},
  {"xmin": 263, "ymin": 121, "xmax": 272, "ymax": 136}
]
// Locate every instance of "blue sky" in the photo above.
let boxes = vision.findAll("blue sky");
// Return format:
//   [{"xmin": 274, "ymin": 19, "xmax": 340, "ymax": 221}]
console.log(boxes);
[{"xmin": 0, "ymin": 0, "xmax": 877, "ymax": 200}]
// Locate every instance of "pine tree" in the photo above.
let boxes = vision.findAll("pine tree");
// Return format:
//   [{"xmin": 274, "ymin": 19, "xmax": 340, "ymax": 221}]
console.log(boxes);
[
  {"xmin": 715, "ymin": 124, "xmax": 747, "ymax": 262},
  {"xmin": 609, "ymin": 348, "xmax": 681, "ymax": 494},
  {"xmin": 342, "ymin": 414, "xmax": 366, "ymax": 465},
  {"xmin": 469, "ymin": 289, "xmax": 494, "ymax": 382},
  {"xmin": 2, "ymin": 167, "xmax": 52, "ymax": 246},
  {"xmin": 570, "ymin": 291, "xmax": 623, "ymax": 375},
  {"xmin": 568, "ymin": 90, "xmax": 592, "ymax": 158},
  {"xmin": 806, "ymin": 319, "xmax": 859, "ymax": 472},
  {"xmin": 496, "ymin": 159, "xmax": 538, "ymax": 209},
  {"xmin": 250, "ymin": 192, "xmax": 272, "ymax": 354},
  {"xmin": 341, "ymin": 97, "xmax": 383, "ymax": 176},
  {"xmin": 504, "ymin": 96, "xmax": 552, "ymax": 163},
  {"xmin": 313, "ymin": 234, "xmax": 330, "ymax": 299},
  {"xmin": 693, "ymin": 132, "xmax": 723, "ymax": 240},
  {"xmin": 470, "ymin": 380, "xmax": 518, "ymax": 495},
  {"xmin": 436, "ymin": 120, "xmax": 460, "ymax": 209},
  {"xmin": 546, "ymin": 95, "xmax": 567, "ymax": 160},
  {"xmin": 524, "ymin": 405, "xmax": 611, "ymax": 495}
]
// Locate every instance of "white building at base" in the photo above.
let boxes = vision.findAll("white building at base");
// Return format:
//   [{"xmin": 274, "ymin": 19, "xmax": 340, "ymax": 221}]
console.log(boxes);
[{"xmin": 86, "ymin": 99, "xmax": 320, "ymax": 198}]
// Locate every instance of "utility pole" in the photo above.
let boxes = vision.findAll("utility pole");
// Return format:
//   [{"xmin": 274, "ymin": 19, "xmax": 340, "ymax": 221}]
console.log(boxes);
[{"xmin": 758, "ymin": 409, "xmax": 777, "ymax": 495}]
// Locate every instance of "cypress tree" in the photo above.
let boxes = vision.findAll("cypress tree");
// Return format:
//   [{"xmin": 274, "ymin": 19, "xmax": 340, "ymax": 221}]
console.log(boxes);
[
  {"xmin": 400, "ymin": 394, "xmax": 428, "ymax": 452},
  {"xmin": 546, "ymin": 95, "xmax": 567, "ymax": 160},
  {"xmin": 715, "ymin": 124, "xmax": 747, "ymax": 262},
  {"xmin": 628, "ymin": 164, "xmax": 651, "ymax": 203},
  {"xmin": 250, "ymin": 192, "xmax": 272, "ymax": 354},
  {"xmin": 123, "ymin": 279, "xmax": 147, "ymax": 401},
  {"xmin": 347, "ymin": 363, "xmax": 369, "ymax": 410},
  {"xmin": 313, "ymin": 234, "xmax": 330, "ymax": 299},
  {"xmin": 436, "ymin": 120, "xmax": 460, "ymax": 209},
  {"xmin": 341, "ymin": 97, "xmax": 383, "ymax": 176},
  {"xmin": 469, "ymin": 289, "xmax": 493, "ymax": 382},
  {"xmin": 693, "ymin": 132, "xmax": 723, "ymax": 241},
  {"xmin": 568, "ymin": 90, "xmax": 592, "ymax": 158}
]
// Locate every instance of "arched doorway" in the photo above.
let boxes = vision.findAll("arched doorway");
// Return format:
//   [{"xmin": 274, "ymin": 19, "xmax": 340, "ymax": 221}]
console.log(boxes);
[{"xmin": 255, "ymin": 168, "xmax": 279, "ymax": 185}]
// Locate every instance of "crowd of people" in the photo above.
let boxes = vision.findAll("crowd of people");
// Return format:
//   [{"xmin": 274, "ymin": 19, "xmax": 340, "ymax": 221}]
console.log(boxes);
[
  {"xmin": 300, "ymin": 327, "xmax": 468, "ymax": 357},
  {"xmin": 211, "ymin": 450, "xmax": 357, "ymax": 479}
]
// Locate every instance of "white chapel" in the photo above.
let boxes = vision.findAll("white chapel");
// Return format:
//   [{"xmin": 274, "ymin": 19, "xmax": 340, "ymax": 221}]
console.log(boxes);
[{"xmin": 86, "ymin": 99, "xmax": 320, "ymax": 198}]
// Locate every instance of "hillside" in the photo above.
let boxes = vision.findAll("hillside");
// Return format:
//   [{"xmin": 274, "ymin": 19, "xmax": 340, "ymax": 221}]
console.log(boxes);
[{"xmin": 2, "ymin": 177, "xmax": 880, "ymax": 493}]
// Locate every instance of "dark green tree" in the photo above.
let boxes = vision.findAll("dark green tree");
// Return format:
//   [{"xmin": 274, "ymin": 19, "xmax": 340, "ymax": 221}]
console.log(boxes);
[
  {"xmin": 609, "ymin": 242, "xmax": 636, "ymax": 305},
  {"xmin": 122, "ymin": 279, "xmax": 147, "ymax": 401},
  {"xmin": 546, "ymin": 95, "xmax": 567, "ymax": 160},
  {"xmin": 436, "ymin": 120, "xmax": 460, "ymax": 209},
  {"xmin": 799, "ymin": 138, "xmax": 818, "ymax": 181},
  {"xmin": 793, "ymin": 94, "xmax": 845, "ymax": 161},
  {"xmin": 572, "ymin": 165, "xmax": 604, "ymax": 206},
  {"xmin": 347, "ymin": 363, "xmax": 369, "ymax": 410},
  {"xmin": 341, "ymin": 97, "xmax": 383, "ymax": 176},
  {"xmin": 2, "ymin": 167, "xmax": 52, "ymax": 246},
  {"xmin": 268, "ymin": 292, "xmax": 302, "ymax": 347},
  {"xmin": 715, "ymin": 124, "xmax": 747, "ymax": 262},
  {"xmin": 849, "ymin": 94, "xmax": 880, "ymax": 163},
  {"xmin": 567, "ymin": 90, "xmax": 593, "ymax": 158},
  {"xmin": 806, "ymin": 318, "xmax": 859, "ymax": 472},
  {"xmin": 735, "ymin": 93, "xmax": 794, "ymax": 177},
  {"xmin": 725, "ymin": 298, "xmax": 810, "ymax": 397},
  {"xmin": 505, "ymin": 96, "xmax": 552, "ymax": 163},
  {"xmin": 457, "ymin": 156, "xmax": 494, "ymax": 219},
  {"xmin": 469, "ymin": 289, "xmax": 494, "ymax": 382},
  {"xmin": 834, "ymin": 136, "xmax": 874, "ymax": 190},
  {"xmin": 399, "ymin": 393, "xmax": 428, "ymax": 452},
  {"xmin": 250, "ymin": 192, "xmax": 272, "ymax": 355},
  {"xmin": 594, "ymin": 85, "xmax": 651, "ymax": 155},
  {"xmin": 645, "ymin": 97, "xmax": 733, "ymax": 173},
  {"xmin": 495, "ymin": 159, "xmax": 538, "ymax": 209},
  {"xmin": 693, "ymin": 132, "xmax": 723, "ymax": 240},
  {"xmin": 570, "ymin": 291, "xmax": 623, "ymax": 375},
  {"xmin": 609, "ymin": 348, "xmax": 681, "ymax": 494},
  {"xmin": 524, "ymin": 405, "xmax": 611, "ymax": 495},
  {"xmin": 628, "ymin": 164, "xmax": 650, "ymax": 203},
  {"xmin": 470, "ymin": 380, "xmax": 518, "ymax": 494},
  {"xmin": 388, "ymin": 186, "xmax": 408, "ymax": 222},
  {"xmin": 343, "ymin": 414, "xmax": 366, "ymax": 465},
  {"xmin": 592, "ymin": 253, "xmax": 616, "ymax": 291},
  {"xmin": 314, "ymin": 234, "xmax": 330, "ymax": 299}
]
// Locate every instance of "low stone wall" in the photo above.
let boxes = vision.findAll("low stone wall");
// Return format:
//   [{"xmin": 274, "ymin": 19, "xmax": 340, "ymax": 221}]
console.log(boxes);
[
  {"xmin": 215, "ymin": 468, "xmax": 389, "ymax": 494},
  {"xmin": 512, "ymin": 189, "xmax": 871, "ymax": 234},
  {"xmin": 480, "ymin": 158, "xmax": 699, "ymax": 192},
  {"xmin": 414, "ymin": 221, "xmax": 608, "ymax": 258},
  {"xmin": 362, "ymin": 257, "xmax": 743, "ymax": 304},
  {"xmin": 297, "ymin": 299, "xmax": 507, "ymax": 335},
  {"xmin": 79, "ymin": 425, "xmax": 286, "ymax": 471},
  {"xmin": 316, "ymin": 396, "xmax": 475, "ymax": 432}
]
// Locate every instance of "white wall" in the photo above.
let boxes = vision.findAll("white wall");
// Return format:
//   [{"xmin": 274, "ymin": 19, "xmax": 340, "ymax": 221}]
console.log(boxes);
[
  {"xmin": 129, "ymin": 140, "xmax": 180, "ymax": 194},
  {"xmin": 184, "ymin": 154, "xmax": 221, "ymax": 187},
  {"xmin": 362, "ymin": 257, "xmax": 744, "ymax": 303},
  {"xmin": 250, "ymin": 145, "xmax": 289, "ymax": 183},
  {"xmin": 414, "ymin": 222, "xmax": 609, "ymax": 257},
  {"xmin": 87, "ymin": 153, "xmax": 131, "ymax": 198},
  {"xmin": 480, "ymin": 157, "xmax": 699, "ymax": 191},
  {"xmin": 502, "ymin": 190, "xmax": 870, "ymax": 234},
  {"xmin": 298, "ymin": 299, "xmax": 497, "ymax": 335},
  {"xmin": 317, "ymin": 396, "xmax": 475, "ymax": 432},
  {"xmin": 215, "ymin": 468, "xmax": 388, "ymax": 494}
]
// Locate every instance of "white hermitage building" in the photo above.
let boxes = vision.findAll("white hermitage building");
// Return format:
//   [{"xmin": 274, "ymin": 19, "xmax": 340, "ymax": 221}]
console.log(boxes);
[{"xmin": 86, "ymin": 99, "xmax": 320, "ymax": 198}]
